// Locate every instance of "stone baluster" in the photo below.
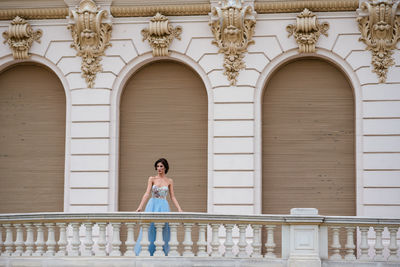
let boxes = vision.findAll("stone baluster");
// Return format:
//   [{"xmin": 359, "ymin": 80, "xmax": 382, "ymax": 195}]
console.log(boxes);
[
  {"xmin": 223, "ymin": 224, "xmax": 234, "ymax": 257},
  {"xmin": 183, "ymin": 223, "xmax": 194, "ymax": 257},
  {"xmin": 237, "ymin": 224, "xmax": 248, "ymax": 258},
  {"xmin": 96, "ymin": 223, "xmax": 107, "ymax": 256},
  {"xmin": 56, "ymin": 223, "xmax": 68, "ymax": 256},
  {"xmin": 210, "ymin": 223, "xmax": 221, "ymax": 257},
  {"xmin": 196, "ymin": 223, "xmax": 208, "ymax": 257},
  {"xmin": 23, "ymin": 223, "xmax": 35, "ymax": 256},
  {"xmin": 33, "ymin": 223, "xmax": 45, "ymax": 256},
  {"xmin": 359, "ymin": 226, "xmax": 370, "ymax": 260},
  {"xmin": 69, "ymin": 222, "xmax": 81, "ymax": 256},
  {"xmin": 169, "ymin": 222, "xmax": 180, "ymax": 256},
  {"xmin": 264, "ymin": 225, "xmax": 276, "ymax": 258},
  {"xmin": 110, "ymin": 222, "xmax": 122, "ymax": 256},
  {"xmin": 251, "ymin": 224, "xmax": 262, "ymax": 258},
  {"xmin": 12, "ymin": 224, "xmax": 24, "ymax": 256},
  {"xmin": 2, "ymin": 224, "xmax": 13, "ymax": 256},
  {"xmin": 153, "ymin": 223, "xmax": 165, "ymax": 257},
  {"xmin": 124, "ymin": 222, "xmax": 136, "ymax": 256},
  {"xmin": 0, "ymin": 226, "xmax": 3, "ymax": 254},
  {"xmin": 139, "ymin": 223, "xmax": 150, "ymax": 256},
  {"xmin": 344, "ymin": 226, "xmax": 356, "ymax": 260},
  {"xmin": 44, "ymin": 223, "xmax": 56, "ymax": 256},
  {"xmin": 388, "ymin": 227, "xmax": 399, "ymax": 261},
  {"xmin": 330, "ymin": 226, "xmax": 342, "ymax": 260},
  {"xmin": 373, "ymin": 226, "xmax": 384, "ymax": 261},
  {"xmin": 82, "ymin": 222, "xmax": 94, "ymax": 256}
]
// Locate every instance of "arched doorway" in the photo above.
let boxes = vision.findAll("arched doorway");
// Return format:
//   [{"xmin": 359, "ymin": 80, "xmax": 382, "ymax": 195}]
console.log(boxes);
[
  {"xmin": 261, "ymin": 58, "xmax": 356, "ymax": 254},
  {"xmin": 0, "ymin": 63, "xmax": 66, "ymax": 213},
  {"xmin": 118, "ymin": 60, "xmax": 208, "ymax": 213}
]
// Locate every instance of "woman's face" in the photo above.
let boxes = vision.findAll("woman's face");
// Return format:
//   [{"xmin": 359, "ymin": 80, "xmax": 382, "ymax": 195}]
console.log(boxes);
[{"xmin": 156, "ymin": 162, "xmax": 165, "ymax": 174}]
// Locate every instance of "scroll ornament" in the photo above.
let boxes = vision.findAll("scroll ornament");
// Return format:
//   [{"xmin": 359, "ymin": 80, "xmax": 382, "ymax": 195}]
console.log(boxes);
[
  {"xmin": 209, "ymin": 0, "xmax": 256, "ymax": 85},
  {"xmin": 357, "ymin": 0, "xmax": 400, "ymax": 83},
  {"xmin": 141, "ymin": 13, "xmax": 182, "ymax": 57},
  {"xmin": 286, "ymin": 8, "xmax": 329, "ymax": 53},
  {"xmin": 68, "ymin": 0, "xmax": 112, "ymax": 88},
  {"xmin": 2, "ymin": 16, "xmax": 42, "ymax": 60}
]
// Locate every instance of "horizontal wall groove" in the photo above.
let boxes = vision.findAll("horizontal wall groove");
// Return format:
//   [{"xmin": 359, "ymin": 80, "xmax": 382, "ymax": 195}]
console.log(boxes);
[
  {"xmin": 70, "ymin": 170, "xmax": 109, "ymax": 173},
  {"xmin": 214, "ymin": 102, "xmax": 254, "ymax": 104},
  {"xmin": 214, "ymin": 169, "xmax": 254, "ymax": 172},
  {"xmin": 70, "ymin": 154, "xmax": 110, "ymax": 156},
  {"xmin": 70, "ymin": 187, "xmax": 109, "ymax": 190},
  {"xmin": 363, "ymin": 204, "xmax": 400, "ymax": 207},
  {"xmin": 214, "ymin": 119, "xmax": 254, "ymax": 122},
  {"xmin": 213, "ymin": 186, "xmax": 254, "ymax": 189},
  {"xmin": 364, "ymin": 169, "xmax": 400, "ymax": 171},
  {"xmin": 71, "ymin": 137, "xmax": 110, "ymax": 140},
  {"xmin": 72, "ymin": 104, "xmax": 111, "ymax": 107},
  {"xmin": 363, "ymin": 117, "xmax": 400, "ymax": 120},
  {"xmin": 214, "ymin": 153, "xmax": 254, "ymax": 155},
  {"xmin": 364, "ymin": 134, "xmax": 400, "ymax": 137},
  {"xmin": 364, "ymin": 187, "xmax": 400, "ymax": 189},
  {"xmin": 69, "ymin": 204, "xmax": 108, "ymax": 206},
  {"xmin": 214, "ymin": 136, "xmax": 254, "ymax": 138},
  {"xmin": 71, "ymin": 121, "xmax": 110, "ymax": 123},
  {"xmin": 363, "ymin": 100, "xmax": 400, "ymax": 102},
  {"xmin": 213, "ymin": 203, "xmax": 254, "ymax": 206}
]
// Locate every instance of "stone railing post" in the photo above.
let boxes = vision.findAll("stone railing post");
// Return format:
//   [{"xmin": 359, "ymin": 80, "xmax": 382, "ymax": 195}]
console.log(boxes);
[{"xmin": 286, "ymin": 208, "xmax": 322, "ymax": 267}]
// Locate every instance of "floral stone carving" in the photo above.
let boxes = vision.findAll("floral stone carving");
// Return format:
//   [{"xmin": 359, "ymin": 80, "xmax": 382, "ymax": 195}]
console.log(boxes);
[
  {"xmin": 2, "ymin": 16, "xmax": 42, "ymax": 59},
  {"xmin": 286, "ymin": 8, "xmax": 329, "ymax": 53},
  {"xmin": 357, "ymin": 0, "xmax": 400, "ymax": 83},
  {"xmin": 141, "ymin": 13, "xmax": 182, "ymax": 57},
  {"xmin": 209, "ymin": 0, "xmax": 256, "ymax": 85},
  {"xmin": 68, "ymin": 0, "xmax": 112, "ymax": 88}
]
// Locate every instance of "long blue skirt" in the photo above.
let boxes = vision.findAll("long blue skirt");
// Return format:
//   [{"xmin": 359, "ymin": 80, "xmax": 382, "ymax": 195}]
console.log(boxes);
[{"xmin": 134, "ymin": 198, "xmax": 170, "ymax": 256}]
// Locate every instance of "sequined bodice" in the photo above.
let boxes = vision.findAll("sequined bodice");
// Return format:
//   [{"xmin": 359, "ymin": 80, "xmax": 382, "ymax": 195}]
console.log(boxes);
[{"xmin": 151, "ymin": 185, "xmax": 168, "ymax": 199}]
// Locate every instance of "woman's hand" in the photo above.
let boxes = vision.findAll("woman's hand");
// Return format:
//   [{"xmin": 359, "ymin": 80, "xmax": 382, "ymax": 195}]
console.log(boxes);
[
  {"xmin": 136, "ymin": 207, "xmax": 143, "ymax": 212},
  {"xmin": 178, "ymin": 208, "xmax": 183, "ymax": 212}
]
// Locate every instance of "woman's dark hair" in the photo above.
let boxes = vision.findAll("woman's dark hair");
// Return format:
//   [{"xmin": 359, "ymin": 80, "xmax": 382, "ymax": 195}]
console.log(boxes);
[{"xmin": 154, "ymin": 158, "xmax": 169, "ymax": 174}]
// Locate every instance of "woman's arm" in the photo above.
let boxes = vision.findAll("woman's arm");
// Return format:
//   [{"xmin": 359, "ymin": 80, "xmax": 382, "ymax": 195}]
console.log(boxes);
[
  {"xmin": 169, "ymin": 179, "xmax": 183, "ymax": 212},
  {"xmin": 136, "ymin": 176, "xmax": 153, "ymax": 212}
]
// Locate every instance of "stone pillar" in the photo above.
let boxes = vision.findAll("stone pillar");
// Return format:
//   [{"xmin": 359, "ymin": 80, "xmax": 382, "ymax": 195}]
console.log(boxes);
[{"xmin": 285, "ymin": 208, "xmax": 323, "ymax": 267}]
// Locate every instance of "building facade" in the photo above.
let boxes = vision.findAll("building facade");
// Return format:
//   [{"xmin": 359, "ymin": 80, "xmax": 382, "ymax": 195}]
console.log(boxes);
[{"xmin": 0, "ymin": 0, "xmax": 399, "ymax": 220}]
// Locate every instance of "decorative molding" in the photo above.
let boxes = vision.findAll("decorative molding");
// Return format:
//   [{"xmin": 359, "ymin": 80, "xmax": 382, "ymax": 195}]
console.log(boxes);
[
  {"xmin": 255, "ymin": 0, "xmax": 359, "ymax": 13},
  {"xmin": 2, "ymin": 16, "xmax": 42, "ymax": 59},
  {"xmin": 286, "ymin": 8, "xmax": 329, "ymax": 53},
  {"xmin": 68, "ymin": 0, "xmax": 112, "ymax": 88},
  {"xmin": 111, "ymin": 4, "xmax": 211, "ymax": 17},
  {"xmin": 209, "ymin": 0, "xmax": 256, "ymax": 85},
  {"xmin": 0, "ymin": 8, "xmax": 68, "ymax": 20},
  {"xmin": 357, "ymin": 0, "xmax": 400, "ymax": 83},
  {"xmin": 141, "ymin": 13, "xmax": 182, "ymax": 57},
  {"xmin": 0, "ymin": 1, "xmax": 361, "ymax": 20}
]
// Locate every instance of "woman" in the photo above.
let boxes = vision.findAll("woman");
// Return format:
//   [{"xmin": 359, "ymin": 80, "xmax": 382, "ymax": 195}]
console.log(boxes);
[{"xmin": 134, "ymin": 158, "xmax": 183, "ymax": 256}]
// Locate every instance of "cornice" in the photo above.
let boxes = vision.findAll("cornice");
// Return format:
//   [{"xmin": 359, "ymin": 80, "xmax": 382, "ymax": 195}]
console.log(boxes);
[{"xmin": 0, "ymin": 1, "xmax": 360, "ymax": 20}]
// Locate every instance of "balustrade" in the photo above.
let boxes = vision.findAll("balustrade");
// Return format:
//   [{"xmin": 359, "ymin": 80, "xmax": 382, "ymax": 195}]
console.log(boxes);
[{"xmin": 0, "ymin": 212, "xmax": 398, "ymax": 264}]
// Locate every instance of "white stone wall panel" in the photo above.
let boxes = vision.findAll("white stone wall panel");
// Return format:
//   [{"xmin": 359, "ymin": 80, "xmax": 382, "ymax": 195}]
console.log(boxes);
[
  {"xmin": 214, "ymin": 138, "xmax": 254, "ymax": 153},
  {"xmin": 346, "ymin": 50, "xmax": 371, "ymax": 71},
  {"xmin": 198, "ymin": 53, "xmax": 223, "ymax": 73},
  {"xmin": 57, "ymin": 57, "xmax": 81, "ymax": 75},
  {"xmin": 185, "ymin": 38, "xmax": 219, "ymax": 62},
  {"xmin": 71, "ymin": 122, "xmax": 110, "ymax": 138},
  {"xmin": 363, "ymin": 154, "xmax": 400, "ymax": 170},
  {"xmin": 363, "ymin": 84, "xmax": 400, "ymax": 100},
  {"xmin": 214, "ymin": 154, "xmax": 254, "ymax": 170},
  {"xmin": 214, "ymin": 104, "xmax": 254, "ymax": 120},
  {"xmin": 236, "ymin": 69, "xmax": 259, "ymax": 87},
  {"xmin": 363, "ymin": 101, "xmax": 400, "ymax": 118},
  {"xmin": 214, "ymin": 121, "xmax": 254, "ymax": 136},
  {"xmin": 45, "ymin": 41, "xmax": 76, "ymax": 64},
  {"xmin": 332, "ymin": 34, "xmax": 365, "ymax": 59},
  {"xmin": 208, "ymin": 70, "xmax": 231, "ymax": 87},
  {"xmin": 364, "ymin": 188, "xmax": 400, "ymax": 204},
  {"xmin": 213, "ymin": 171, "xmax": 254, "ymax": 187},
  {"xmin": 71, "ymin": 89, "xmax": 111, "ymax": 105},
  {"xmin": 69, "ymin": 189, "xmax": 109, "ymax": 204},
  {"xmin": 71, "ymin": 106, "xmax": 110, "ymax": 122},
  {"xmin": 66, "ymin": 73, "xmax": 87, "ymax": 89},
  {"xmin": 247, "ymin": 36, "xmax": 283, "ymax": 60},
  {"xmin": 213, "ymin": 188, "xmax": 254, "ymax": 204},
  {"xmin": 363, "ymin": 119, "xmax": 400, "ymax": 135},
  {"xmin": 245, "ymin": 53, "xmax": 270, "ymax": 72},
  {"xmin": 213, "ymin": 205, "xmax": 254, "ymax": 215},
  {"xmin": 71, "ymin": 139, "xmax": 110, "ymax": 154},
  {"xmin": 364, "ymin": 136, "xmax": 400, "ymax": 152},
  {"xmin": 213, "ymin": 86, "xmax": 255, "ymax": 103},
  {"xmin": 364, "ymin": 171, "xmax": 400, "ymax": 187},
  {"xmin": 70, "ymin": 155, "xmax": 109, "ymax": 171},
  {"xmin": 101, "ymin": 56, "xmax": 126, "ymax": 75},
  {"xmin": 70, "ymin": 172, "xmax": 109, "ymax": 188},
  {"xmin": 106, "ymin": 40, "xmax": 138, "ymax": 63}
]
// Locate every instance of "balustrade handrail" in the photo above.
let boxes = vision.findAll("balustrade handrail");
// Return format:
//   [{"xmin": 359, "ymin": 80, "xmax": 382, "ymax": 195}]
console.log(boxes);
[{"xmin": 0, "ymin": 212, "xmax": 399, "ymax": 225}]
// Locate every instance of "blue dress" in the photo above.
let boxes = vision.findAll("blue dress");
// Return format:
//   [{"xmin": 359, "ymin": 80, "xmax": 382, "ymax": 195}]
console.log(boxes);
[{"xmin": 134, "ymin": 185, "xmax": 170, "ymax": 256}]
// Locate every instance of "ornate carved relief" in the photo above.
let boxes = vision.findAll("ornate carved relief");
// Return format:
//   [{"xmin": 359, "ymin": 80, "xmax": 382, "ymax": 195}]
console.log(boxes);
[
  {"xmin": 357, "ymin": 0, "xmax": 400, "ymax": 83},
  {"xmin": 141, "ymin": 13, "xmax": 182, "ymax": 57},
  {"xmin": 209, "ymin": 0, "xmax": 256, "ymax": 85},
  {"xmin": 2, "ymin": 16, "xmax": 42, "ymax": 59},
  {"xmin": 68, "ymin": 0, "xmax": 112, "ymax": 88},
  {"xmin": 286, "ymin": 8, "xmax": 329, "ymax": 53}
]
